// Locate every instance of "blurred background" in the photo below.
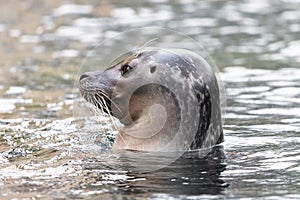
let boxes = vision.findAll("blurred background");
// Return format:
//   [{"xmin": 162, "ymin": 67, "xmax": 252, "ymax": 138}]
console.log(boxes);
[
  {"xmin": 0, "ymin": 0, "xmax": 299, "ymax": 118},
  {"xmin": 0, "ymin": 0, "xmax": 299, "ymax": 199}
]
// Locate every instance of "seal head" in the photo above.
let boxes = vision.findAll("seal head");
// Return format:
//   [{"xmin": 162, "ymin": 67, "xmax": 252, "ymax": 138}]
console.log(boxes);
[{"xmin": 79, "ymin": 48, "xmax": 224, "ymax": 152}]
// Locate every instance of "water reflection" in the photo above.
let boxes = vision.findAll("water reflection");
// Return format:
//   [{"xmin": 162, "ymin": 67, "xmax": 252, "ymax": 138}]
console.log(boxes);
[{"xmin": 81, "ymin": 146, "xmax": 228, "ymax": 197}]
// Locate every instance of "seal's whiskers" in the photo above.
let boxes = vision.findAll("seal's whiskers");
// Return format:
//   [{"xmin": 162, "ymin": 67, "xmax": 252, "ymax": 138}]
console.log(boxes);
[
  {"xmin": 100, "ymin": 96, "xmax": 119, "ymax": 130},
  {"xmin": 99, "ymin": 91, "xmax": 122, "ymax": 114},
  {"xmin": 85, "ymin": 94, "xmax": 97, "ymax": 115}
]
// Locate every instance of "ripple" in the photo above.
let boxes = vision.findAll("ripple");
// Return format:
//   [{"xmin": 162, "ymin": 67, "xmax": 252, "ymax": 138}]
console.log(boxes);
[
  {"xmin": 53, "ymin": 4, "xmax": 93, "ymax": 17},
  {"xmin": 225, "ymin": 113, "xmax": 257, "ymax": 119},
  {"xmin": 52, "ymin": 49, "xmax": 80, "ymax": 58},
  {"xmin": 289, "ymin": 23, "xmax": 300, "ymax": 32},
  {"xmin": 263, "ymin": 162, "xmax": 298, "ymax": 170},
  {"xmin": 267, "ymin": 81, "xmax": 297, "ymax": 87},
  {"xmin": 280, "ymin": 41, "xmax": 300, "ymax": 58},
  {"xmin": 222, "ymin": 67, "xmax": 271, "ymax": 82},
  {"xmin": 250, "ymin": 69, "xmax": 300, "ymax": 82},
  {"xmin": 9, "ymin": 29, "xmax": 21, "ymax": 38},
  {"xmin": 0, "ymin": 98, "xmax": 32, "ymax": 113},
  {"xmin": 111, "ymin": 7, "xmax": 136, "ymax": 18},
  {"xmin": 281, "ymin": 118, "xmax": 300, "ymax": 123},
  {"xmin": 219, "ymin": 5, "xmax": 243, "ymax": 22},
  {"xmin": 268, "ymin": 41, "xmax": 285, "ymax": 51},
  {"xmin": 0, "ymin": 102, "xmax": 15, "ymax": 113},
  {"xmin": 281, "ymin": 0, "xmax": 300, "ymax": 2},
  {"xmin": 238, "ymin": 0, "xmax": 271, "ymax": 14},
  {"xmin": 180, "ymin": 18, "xmax": 218, "ymax": 27},
  {"xmin": 281, "ymin": 10, "xmax": 300, "ymax": 21},
  {"xmin": 219, "ymin": 26, "xmax": 264, "ymax": 36},
  {"xmin": 226, "ymin": 45, "xmax": 265, "ymax": 54},
  {"xmin": 6, "ymin": 86, "xmax": 26, "ymax": 95},
  {"xmin": 0, "ymin": 24, "xmax": 6, "ymax": 32},
  {"xmin": 249, "ymin": 108, "xmax": 300, "ymax": 116},
  {"xmin": 272, "ymin": 87, "xmax": 300, "ymax": 97},
  {"xmin": 20, "ymin": 35, "xmax": 40, "ymax": 43},
  {"xmin": 248, "ymin": 124, "xmax": 299, "ymax": 132},
  {"xmin": 56, "ymin": 26, "xmax": 85, "ymax": 39}
]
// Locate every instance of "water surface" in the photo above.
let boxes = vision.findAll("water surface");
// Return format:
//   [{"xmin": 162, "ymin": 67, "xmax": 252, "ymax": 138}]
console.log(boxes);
[{"xmin": 0, "ymin": 0, "xmax": 299, "ymax": 199}]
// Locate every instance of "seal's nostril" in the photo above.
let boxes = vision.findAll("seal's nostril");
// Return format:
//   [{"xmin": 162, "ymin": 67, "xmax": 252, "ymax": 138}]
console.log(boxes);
[{"xmin": 80, "ymin": 74, "xmax": 89, "ymax": 81}]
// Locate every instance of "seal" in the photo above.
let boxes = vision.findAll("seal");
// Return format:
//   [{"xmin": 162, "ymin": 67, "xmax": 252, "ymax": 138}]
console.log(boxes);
[{"xmin": 79, "ymin": 48, "xmax": 224, "ymax": 152}]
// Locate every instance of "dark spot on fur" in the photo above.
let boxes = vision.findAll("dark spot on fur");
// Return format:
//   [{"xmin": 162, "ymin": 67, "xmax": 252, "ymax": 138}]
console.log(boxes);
[{"xmin": 150, "ymin": 66, "xmax": 156, "ymax": 74}]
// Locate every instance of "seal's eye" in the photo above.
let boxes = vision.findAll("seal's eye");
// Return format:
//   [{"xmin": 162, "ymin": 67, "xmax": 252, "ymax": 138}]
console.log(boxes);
[
  {"xmin": 134, "ymin": 52, "xmax": 140, "ymax": 57},
  {"xmin": 120, "ymin": 64, "xmax": 132, "ymax": 76}
]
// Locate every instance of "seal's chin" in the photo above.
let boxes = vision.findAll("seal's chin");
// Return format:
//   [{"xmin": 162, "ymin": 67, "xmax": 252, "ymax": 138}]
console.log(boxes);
[{"xmin": 80, "ymin": 89, "xmax": 112, "ymax": 115}]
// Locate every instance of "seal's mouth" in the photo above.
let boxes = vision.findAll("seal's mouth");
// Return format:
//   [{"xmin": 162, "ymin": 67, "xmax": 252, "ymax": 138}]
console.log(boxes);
[{"xmin": 81, "ymin": 89, "xmax": 112, "ymax": 115}]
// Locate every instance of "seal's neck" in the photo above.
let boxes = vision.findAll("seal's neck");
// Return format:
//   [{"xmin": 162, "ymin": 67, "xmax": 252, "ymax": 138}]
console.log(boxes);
[{"xmin": 113, "ymin": 86, "xmax": 180, "ymax": 152}]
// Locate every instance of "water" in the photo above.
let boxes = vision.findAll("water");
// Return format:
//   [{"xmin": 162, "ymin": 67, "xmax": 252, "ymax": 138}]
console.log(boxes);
[{"xmin": 0, "ymin": 0, "xmax": 300, "ymax": 199}]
